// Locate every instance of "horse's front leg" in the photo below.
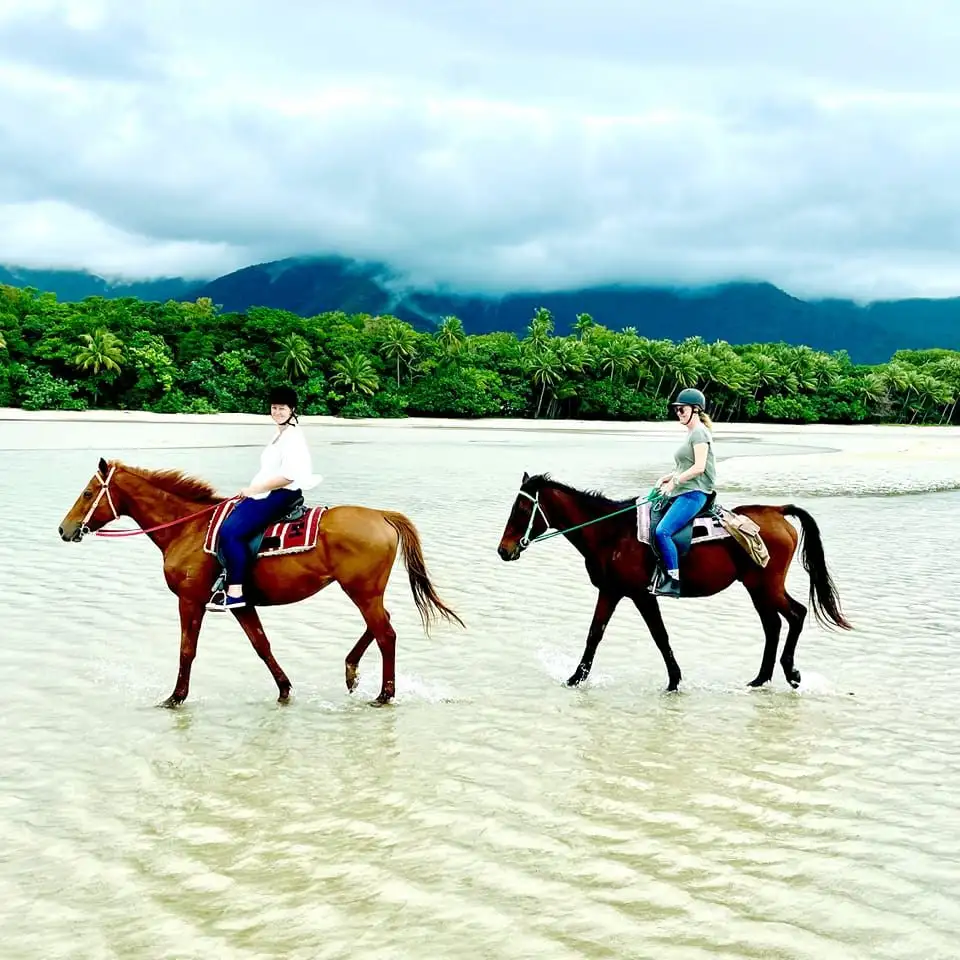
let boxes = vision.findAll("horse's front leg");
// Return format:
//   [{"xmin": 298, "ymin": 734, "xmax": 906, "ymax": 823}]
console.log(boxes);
[
  {"xmin": 632, "ymin": 595, "xmax": 682, "ymax": 691},
  {"xmin": 161, "ymin": 595, "xmax": 205, "ymax": 708},
  {"xmin": 567, "ymin": 590, "xmax": 621, "ymax": 686},
  {"xmin": 231, "ymin": 605, "xmax": 293, "ymax": 702}
]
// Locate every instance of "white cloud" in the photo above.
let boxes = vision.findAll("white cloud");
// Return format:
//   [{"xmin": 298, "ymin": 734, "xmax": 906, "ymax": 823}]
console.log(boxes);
[{"xmin": 1, "ymin": 0, "xmax": 960, "ymax": 300}]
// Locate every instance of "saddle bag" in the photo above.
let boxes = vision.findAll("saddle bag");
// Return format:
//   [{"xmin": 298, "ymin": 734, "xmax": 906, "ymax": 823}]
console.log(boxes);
[{"xmin": 718, "ymin": 508, "xmax": 770, "ymax": 567}]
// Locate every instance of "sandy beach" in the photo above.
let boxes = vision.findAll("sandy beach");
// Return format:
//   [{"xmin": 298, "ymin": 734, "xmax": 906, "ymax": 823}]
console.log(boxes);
[{"xmin": 3, "ymin": 405, "xmax": 959, "ymax": 438}]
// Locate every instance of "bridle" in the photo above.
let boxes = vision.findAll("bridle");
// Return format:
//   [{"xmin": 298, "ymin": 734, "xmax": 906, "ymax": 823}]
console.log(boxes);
[
  {"xmin": 517, "ymin": 489, "xmax": 551, "ymax": 549},
  {"xmin": 79, "ymin": 466, "xmax": 120, "ymax": 537}
]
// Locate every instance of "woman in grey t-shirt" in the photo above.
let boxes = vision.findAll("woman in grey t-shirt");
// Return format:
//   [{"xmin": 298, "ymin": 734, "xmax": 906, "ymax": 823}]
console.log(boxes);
[{"xmin": 652, "ymin": 388, "xmax": 717, "ymax": 598}]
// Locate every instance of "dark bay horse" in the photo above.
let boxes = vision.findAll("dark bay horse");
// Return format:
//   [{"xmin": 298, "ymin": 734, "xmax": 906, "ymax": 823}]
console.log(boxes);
[
  {"xmin": 497, "ymin": 472, "xmax": 851, "ymax": 691},
  {"xmin": 58, "ymin": 458, "xmax": 463, "ymax": 706}
]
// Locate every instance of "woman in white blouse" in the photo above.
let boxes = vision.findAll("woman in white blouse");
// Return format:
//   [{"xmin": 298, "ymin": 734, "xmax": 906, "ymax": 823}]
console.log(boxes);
[{"xmin": 207, "ymin": 385, "xmax": 321, "ymax": 611}]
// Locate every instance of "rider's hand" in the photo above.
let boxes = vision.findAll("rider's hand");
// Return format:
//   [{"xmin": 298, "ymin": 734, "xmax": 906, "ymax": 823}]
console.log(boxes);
[{"xmin": 239, "ymin": 486, "xmax": 257, "ymax": 498}]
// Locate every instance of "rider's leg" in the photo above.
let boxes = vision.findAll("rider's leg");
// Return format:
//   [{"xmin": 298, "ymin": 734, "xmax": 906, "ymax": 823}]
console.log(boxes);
[
  {"xmin": 219, "ymin": 490, "xmax": 299, "ymax": 600},
  {"xmin": 654, "ymin": 491, "xmax": 709, "ymax": 582}
]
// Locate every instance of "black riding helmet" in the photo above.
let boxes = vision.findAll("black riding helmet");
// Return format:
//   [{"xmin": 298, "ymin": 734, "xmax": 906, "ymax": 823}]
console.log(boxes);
[
  {"xmin": 268, "ymin": 385, "xmax": 298, "ymax": 410},
  {"xmin": 268, "ymin": 385, "xmax": 299, "ymax": 424},
  {"xmin": 670, "ymin": 387, "xmax": 706, "ymax": 411}
]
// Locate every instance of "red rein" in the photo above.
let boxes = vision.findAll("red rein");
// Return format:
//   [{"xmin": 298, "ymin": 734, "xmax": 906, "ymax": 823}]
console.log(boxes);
[{"xmin": 94, "ymin": 497, "xmax": 240, "ymax": 538}]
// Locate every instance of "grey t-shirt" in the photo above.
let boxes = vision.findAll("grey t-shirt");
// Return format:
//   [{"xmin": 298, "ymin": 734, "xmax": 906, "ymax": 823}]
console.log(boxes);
[{"xmin": 672, "ymin": 423, "xmax": 716, "ymax": 496}]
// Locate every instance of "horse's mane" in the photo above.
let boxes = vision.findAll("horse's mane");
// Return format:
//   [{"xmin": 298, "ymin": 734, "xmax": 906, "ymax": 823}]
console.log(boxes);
[
  {"xmin": 119, "ymin": 464, "xmax": 222, "ymax": 504},
  {"xmin": 524, "ymin": 473, "xmax": 633, "ymax": 510}
]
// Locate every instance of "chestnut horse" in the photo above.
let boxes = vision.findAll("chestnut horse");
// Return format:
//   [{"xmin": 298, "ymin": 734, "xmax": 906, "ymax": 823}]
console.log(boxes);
[
  {"xmin": 497, "ymin": 473, "xmax": 851, "ymax": 691},
  {"xmin": 58, "ymin": 458, "xmax": 463, "ymax": 706}
]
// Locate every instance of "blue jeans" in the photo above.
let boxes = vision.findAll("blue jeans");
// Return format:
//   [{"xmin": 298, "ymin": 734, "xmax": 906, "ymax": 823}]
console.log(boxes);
[
  {"xmin": 220, "ymin": 488, "xmax": 301, "ymax": 587},
  {"xmin": 654, "ymin": 491, "xmax": 709, "ymax": 574}
]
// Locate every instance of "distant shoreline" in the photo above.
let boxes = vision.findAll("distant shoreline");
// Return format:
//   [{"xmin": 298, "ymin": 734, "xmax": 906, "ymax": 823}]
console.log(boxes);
[{"xmin": 2, "ymin": 407, "xmax": 956, "ymax": 437}]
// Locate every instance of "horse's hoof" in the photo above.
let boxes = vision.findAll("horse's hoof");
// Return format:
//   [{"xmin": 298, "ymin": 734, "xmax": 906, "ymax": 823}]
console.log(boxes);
[
  {"xmin": 277, "ymin": 691, "xmax": 292, "ymax": 705},
  {"xmin": 786, "ymin": 671, "xmax": 801, "ymax": 689},
  {"xmin": 566, "ymin": 676, "xmax": 582, "ymax": 687},
  {"xmin": 369, "ymin": 697, "xmax": 394, "ymax": 708},
  {"xmin": 747, "ymin": 676, "xmax": 770, "ymax": 688},
  {"xmin": 159, "ymin": 696, "xmax": 183, "ymax": 709}
]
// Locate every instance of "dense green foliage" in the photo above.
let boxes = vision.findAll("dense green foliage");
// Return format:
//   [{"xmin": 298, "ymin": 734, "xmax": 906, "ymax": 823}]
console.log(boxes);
[{"xmin": 1, "ymin": 285, "xmax": 957, "ymax": 424}]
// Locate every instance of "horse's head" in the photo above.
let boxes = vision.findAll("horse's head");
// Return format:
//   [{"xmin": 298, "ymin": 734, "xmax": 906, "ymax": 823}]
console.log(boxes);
[
  {"xmin": 497, "ymin": 472, "xmax": 551, "ymax": 561},
  {"xmin": 59, "ymin": 457, "xmax": 120, "ymax": 542}
]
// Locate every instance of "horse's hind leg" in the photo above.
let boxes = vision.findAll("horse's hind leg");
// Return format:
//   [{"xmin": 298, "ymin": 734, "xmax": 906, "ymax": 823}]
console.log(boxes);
[
  {"xmin": 745, "ymin": 584, "xmax": 784, "ymax": 688},
  {"xmin": 345, "ymin": 628, "xmax": 376, "ymax": 694},
  {"xmin": 231, "ymin": 606, "xmax": 292, "ymax": 702},
  {"xmin": 779, "ymin": 593, "xmax": 807, "ymax": 688},
  {"xmin": 344, "ymin": 592, "xmax": 396, "ymax": 705}
]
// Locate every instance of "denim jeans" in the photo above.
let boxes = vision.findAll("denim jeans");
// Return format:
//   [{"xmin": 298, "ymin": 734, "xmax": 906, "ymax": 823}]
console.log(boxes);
[
  {"xmin": 654, "ymin": 490, "xmax": 709, "ymax": 573},
  {"xmin": 220, "ymin": 488, "xmax": 301, "ymax": 586}
]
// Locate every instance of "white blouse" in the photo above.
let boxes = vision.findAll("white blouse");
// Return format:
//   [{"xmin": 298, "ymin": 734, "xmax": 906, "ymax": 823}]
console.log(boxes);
[{"xmin": 248, "ymin": 425, "xmax": 321, "ymax": 499}]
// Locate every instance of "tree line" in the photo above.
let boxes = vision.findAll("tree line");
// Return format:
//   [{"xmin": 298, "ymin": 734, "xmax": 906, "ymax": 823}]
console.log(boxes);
[{"xmin": 0, "ymin": 284, "xmax": 957, "ymax": 425}]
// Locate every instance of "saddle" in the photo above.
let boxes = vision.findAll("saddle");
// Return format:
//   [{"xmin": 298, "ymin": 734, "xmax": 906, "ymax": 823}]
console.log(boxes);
[
  {"xmin": 204, "ymin": 495, "xmax": 326, "ymax": 606},
  {"xmin": 636, "ymin": 491, "xmax": 770, "ymax": 594},
  {"xmin": 647, "ymin": 491, "xmax": 722, "ymax": 562}
]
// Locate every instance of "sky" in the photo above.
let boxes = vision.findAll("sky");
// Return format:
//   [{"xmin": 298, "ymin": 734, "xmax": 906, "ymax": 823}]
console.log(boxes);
[{"xmin": 1, "ymin": 0, "xmax": 960, "ymax": 301}]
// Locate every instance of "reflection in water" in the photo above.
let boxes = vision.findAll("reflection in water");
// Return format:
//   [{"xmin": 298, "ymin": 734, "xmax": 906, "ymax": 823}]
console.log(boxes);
[{"xmin": 1, "ymin": 420, "xmax": 959, "ymax": 959}]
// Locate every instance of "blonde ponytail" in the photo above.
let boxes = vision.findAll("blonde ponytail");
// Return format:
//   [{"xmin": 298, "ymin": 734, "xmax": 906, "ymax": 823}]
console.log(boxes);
[{"xmin": 699, "ymin": 411, "xmax": 715, "ymax": 430}]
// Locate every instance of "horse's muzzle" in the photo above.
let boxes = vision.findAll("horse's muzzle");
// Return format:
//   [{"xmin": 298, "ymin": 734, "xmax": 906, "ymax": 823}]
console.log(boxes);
[
  {"xmin": 497, "ymin": 543, "xmax": 523, "ymax": 562},
  {"xmin": 59, "ymin": 523, "xmax": 84, "ymax": 542}
]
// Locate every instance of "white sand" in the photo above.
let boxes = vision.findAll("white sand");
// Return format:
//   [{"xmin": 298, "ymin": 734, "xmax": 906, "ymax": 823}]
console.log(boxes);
[{"xmin": 2, "ymin": 406, "xmax": 957, "ymax": 437}]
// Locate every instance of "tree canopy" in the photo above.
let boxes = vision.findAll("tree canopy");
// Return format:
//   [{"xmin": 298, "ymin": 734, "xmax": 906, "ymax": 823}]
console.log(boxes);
[{"xmin": 0, "ymin": 284, "xmax": 956, "ymax": 425}]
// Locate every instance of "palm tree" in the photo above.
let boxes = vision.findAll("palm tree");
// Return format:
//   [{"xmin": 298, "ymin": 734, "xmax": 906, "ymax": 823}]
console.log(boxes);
[
  {"xmin": 525, "ymin": 307, "xmax": 554, "ymax": 351},
  {"xmin": 332, "ymin": 353, "xmax": 379, "ymax": 396},
  {"xmin": 523, "ymin": 348, "xmax": 563, "ymax": 418},
  {"xmin": 574, "ymin": 313, "xmax": 596, "ymax": 340},
  {"xmin": 73, "ymin": 327, "xmax": 123, "ymax": 403},
  {"xmin": 436, "ymin": 316, "xmax": 466, "ymax": 358},
  {"xmin": 377, "ymin": 319, "xmax": 418, "ymax": 386},
  {"xmin": 275, "ymin": 333, "xmax": 313, "ymax": 379},
  {"xmin": 598, "ymin": 333, "xmax": 639, "ymax": 382}
]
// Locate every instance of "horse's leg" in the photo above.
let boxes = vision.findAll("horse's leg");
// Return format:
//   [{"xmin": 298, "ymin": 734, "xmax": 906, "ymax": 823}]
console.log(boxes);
[
  {"xmin": 230, "ymin": 606, "xmax": 293, "ymax": 702},
  {"xmin": 567, "ymin": 590, "xmax": 621, "ymax": 687},
  {"xmin": 779, "ymin": 592, "xmax": 807, "ymax": 688},
  {"xmin": 162, "ymin": 595, "xmax": 204, "ymax": 708},
  {"xmin": 745, "ymin": 585, "xmax": 784, "ymax": 688},
  {"xmin": 631, "ymin": 595, "xmax": 683, "ymax": 692},
  {"xmin": 346, "ymin": 593, "xmax": 396, "ymax": 705},
  {"xmin": 345, "ymin": 627, "xmax": 376, "ymax": 694}
]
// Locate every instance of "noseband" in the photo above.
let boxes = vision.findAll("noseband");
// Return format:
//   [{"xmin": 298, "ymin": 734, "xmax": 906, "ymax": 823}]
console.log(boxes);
[
  {"xmin": 517, "ymin": 489, "xmax": 551, "ymax": 549},
  {"xmin": 80, "ymin": 466, "xmax": 120, "ymax": 536}
]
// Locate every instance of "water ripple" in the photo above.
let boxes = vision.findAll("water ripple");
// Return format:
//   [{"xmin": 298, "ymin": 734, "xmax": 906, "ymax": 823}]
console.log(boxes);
[{"xmin": 1, "ymin": 423, "xmax": 959, "ymax": 959}]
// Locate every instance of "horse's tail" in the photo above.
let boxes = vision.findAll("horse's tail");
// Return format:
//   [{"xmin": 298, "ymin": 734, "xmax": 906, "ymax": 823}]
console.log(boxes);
[
  {"xmin": 781, "ymin": 505, "xmax": 853, "ymax": 631},
  {"xmin": 382, "ymin": 512, "xmax": 465, "ymax": 634}
]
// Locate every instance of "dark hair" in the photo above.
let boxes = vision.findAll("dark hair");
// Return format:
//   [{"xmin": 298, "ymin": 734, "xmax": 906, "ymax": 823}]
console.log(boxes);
[{"xmin": 268, "ymin": 385, "xmax": 298, "ymax": 409}]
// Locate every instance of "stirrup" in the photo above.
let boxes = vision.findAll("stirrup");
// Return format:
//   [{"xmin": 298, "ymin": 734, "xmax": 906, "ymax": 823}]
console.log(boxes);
[
  {"xmin": 206, "ymin": 593, "xmax": 246, "ymax": 612},
  {"xmin": 653, "ymin": 575, "xmax": 682, "ymax": 598}
]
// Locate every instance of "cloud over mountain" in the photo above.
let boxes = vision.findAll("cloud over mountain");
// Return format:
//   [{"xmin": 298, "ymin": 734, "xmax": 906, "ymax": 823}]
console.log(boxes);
[{"xmin": 2, "ymin": 0, "xmax": 960, "ymax": 300}]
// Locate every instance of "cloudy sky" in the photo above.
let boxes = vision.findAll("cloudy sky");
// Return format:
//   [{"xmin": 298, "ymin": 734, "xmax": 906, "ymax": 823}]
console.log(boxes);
[{"xmin": 1, "ymin": 0, "xmax": 959, "ymax": 300}]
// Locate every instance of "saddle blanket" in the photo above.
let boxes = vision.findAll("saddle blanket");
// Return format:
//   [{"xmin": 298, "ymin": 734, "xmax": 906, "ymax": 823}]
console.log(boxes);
[
  {"xmin": 203, "ymin": 499, "xmax": 327, "ymax": 558},
  {"xmin": 635, "ymin": 498, "xmax": 731, "ymax": 548}
]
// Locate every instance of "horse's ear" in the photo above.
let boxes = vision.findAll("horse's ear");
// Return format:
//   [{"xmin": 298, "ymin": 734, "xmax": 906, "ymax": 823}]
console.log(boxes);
[
  {"xmin": 98, "ymin": 457, "xmax": 109, "ymax": 477},
  {"xmin": 522, "ymin": 471, "xmax": 529, "ymax": 484}
]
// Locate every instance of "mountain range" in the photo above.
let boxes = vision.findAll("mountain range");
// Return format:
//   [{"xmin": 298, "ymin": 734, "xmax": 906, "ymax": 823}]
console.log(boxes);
[{"xmin": 3, "ymin": 257, "xmax": 959, "ymax": 365}]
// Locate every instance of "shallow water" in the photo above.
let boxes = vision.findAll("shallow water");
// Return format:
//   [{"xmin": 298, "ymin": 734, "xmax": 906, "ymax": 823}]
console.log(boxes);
[{"xmin": 2, "ymin": 420, "xmax": 959, "ymax": 959}]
